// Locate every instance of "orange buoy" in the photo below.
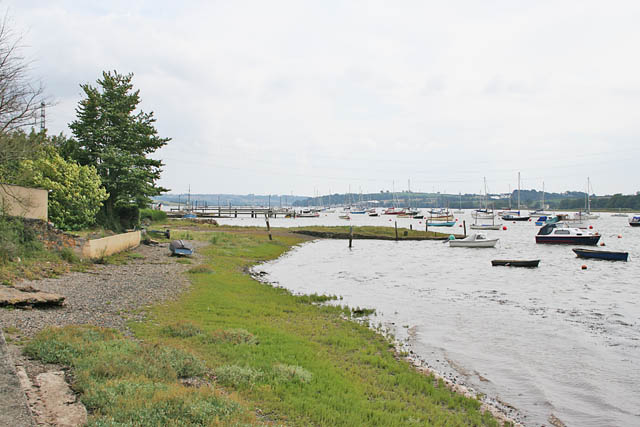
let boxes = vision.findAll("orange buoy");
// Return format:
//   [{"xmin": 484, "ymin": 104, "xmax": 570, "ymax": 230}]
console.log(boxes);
[
  {"xmin": 600, "ymin": 242, "xmax": 606, "ymax": 246},
  {"xmin": 581, "ymin": 265, "xmax": 587, "ymax": 270},
  {"xmin": 589, "ymin": 225, "xmax": 593, "ymax": 229},
  {"xmin": 528, "ymin": 218, "xmax": 532, "ymax": 222},
  {"xmin": 618, "ymin": 235, "xmax": 622, "ymax": 238},
  {"xmin": 502, "ymin": 226, "xmax": 507, "ymax": 230}
]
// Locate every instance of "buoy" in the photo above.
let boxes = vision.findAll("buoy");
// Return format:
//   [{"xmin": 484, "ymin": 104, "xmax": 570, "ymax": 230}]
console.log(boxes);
[
  {"xmin": 459, "ymin": 224, "xmax": 462, "ymax": 227},
  {"xmin": 618, "ymin": 234, "xmax": 622, "ymax": 238},
  {"xmin": 418, "ymin": 221, "xmax": 422, "ymax": 224},
  {"xmin": 581, "ymin": 265, "xmax": 587, "ymax": 270},
  {"xmin": 589, "ymin": 225, "xmax": 593, "ymax": 229},
  {"xmin": 528, "ymin": 218, "xmax": 532, "ymax": 222},
  {"xmin": 512, "ymin": 221, "xmax": 516, "ymax": 224},
  {"xmin": 502, "ymin": 226, "xmax": 507, "ymax": 230},
  {"xmin": 600, "ymin": 242, "xmax": 606, "ymax": 246}
]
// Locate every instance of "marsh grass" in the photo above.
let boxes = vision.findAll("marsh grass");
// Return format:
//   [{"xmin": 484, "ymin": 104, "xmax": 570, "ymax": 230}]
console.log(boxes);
[
  {"xmin": 129, "ymin": 230, "xmax": 500, "ymax": 426},
  {"xmin": 24, "ymin": 325, "xmax": 251, "ymax": 425},
  {"xmin": 291, "ymin": 225, "xmax": 454, "ymax": 240}
]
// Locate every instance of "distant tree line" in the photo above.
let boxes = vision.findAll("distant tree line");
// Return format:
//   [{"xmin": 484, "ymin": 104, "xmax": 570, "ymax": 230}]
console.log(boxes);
[{"xmin": 296, "ymin": 190, "xmax": 640, "ymax": 210}]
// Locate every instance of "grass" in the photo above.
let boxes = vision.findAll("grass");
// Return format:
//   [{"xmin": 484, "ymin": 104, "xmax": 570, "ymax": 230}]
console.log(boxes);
[
  {"xmin": 128, "ymin": 229, "xmax": 499, "ymax": 426},
  {"xmin": 24, "ymin": 325, "xmax": 252, "ymax": 426},
  {"xmin": 23, "ymin": 228, "xmax": 501, "ymax": 425},
  {"xmin": 289, "ymin": 225, "xmax": 458, "ymax": 240}
]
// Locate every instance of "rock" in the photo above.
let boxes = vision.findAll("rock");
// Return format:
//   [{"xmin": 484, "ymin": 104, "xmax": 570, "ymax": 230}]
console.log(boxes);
[{"xmin": 0, "ymin": 287, "xmax": 65, "ymax": 307}]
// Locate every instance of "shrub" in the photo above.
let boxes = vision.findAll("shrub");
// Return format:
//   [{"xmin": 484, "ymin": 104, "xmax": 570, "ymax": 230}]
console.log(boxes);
[
  {"xmin": 140, "ymin": 208, "xmax": 167, "ymax": 223},
  {"xmin": 272, "ymin": 364, "xmax": 313, "ymax": 384},
  {"xmin": 214, "ymin": 365, "xmax": 263, "ymax": 387}
]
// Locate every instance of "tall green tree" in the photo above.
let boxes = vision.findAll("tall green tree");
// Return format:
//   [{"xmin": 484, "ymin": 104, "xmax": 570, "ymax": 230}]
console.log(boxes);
[{"xmin": 68, "ymin": 71, "xmax": 169, "ymax": 228}]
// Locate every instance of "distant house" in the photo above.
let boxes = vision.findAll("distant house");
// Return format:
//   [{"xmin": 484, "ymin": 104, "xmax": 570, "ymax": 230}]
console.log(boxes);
[{"xmin": 0, "ymin": 183, "xmax": 48, "ymax": 221}]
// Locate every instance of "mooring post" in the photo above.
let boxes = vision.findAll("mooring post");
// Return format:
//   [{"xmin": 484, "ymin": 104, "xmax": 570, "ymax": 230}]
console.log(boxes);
[
  {"xmin": 265, "ymin": 214, "xmax": 272, "ymax": 241},
  {"xmin": 349, "ymin": 226, "xmax": 353, "ymax": 248},
  {"xmin": 463, "ymin": 220, "xmax": 466, "ymax": 237},
  {"xmin": 410, "ymin": 224, "xmax": 412, "ymax": 231},
  {"xmin": 395, "ymin": 221, "xmax": 398, "ymax": 241}
]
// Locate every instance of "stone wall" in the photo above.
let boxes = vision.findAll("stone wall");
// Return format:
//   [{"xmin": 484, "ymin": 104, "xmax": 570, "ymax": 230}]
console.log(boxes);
[{"xmin": 0, "ymin": 184, "xmax": 48, "ymax": 221}]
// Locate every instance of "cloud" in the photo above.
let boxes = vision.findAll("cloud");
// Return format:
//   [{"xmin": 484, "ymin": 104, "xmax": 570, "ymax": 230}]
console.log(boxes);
[{"xmin": 7, "ymin": 0, "xmax": 640, "ymax": 195}]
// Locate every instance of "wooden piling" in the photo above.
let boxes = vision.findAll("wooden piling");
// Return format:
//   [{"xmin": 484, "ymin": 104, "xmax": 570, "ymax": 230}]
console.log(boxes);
[
  {"xmin": 349, "ymin": 226, "xmax": 353, "ymax": 248},
  {"xmin": 463, "ymin": 220, "xmax": 466, "ymax": 237},
  {"xmin": 265, "ymin": 214, "xmax": 272, "ymax": 241},
  {"xmin": 395, "ymin": 221, "xmax": 398, "ymax": 241}
]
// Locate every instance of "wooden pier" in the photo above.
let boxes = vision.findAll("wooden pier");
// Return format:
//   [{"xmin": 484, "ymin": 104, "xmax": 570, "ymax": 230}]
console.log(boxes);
[{"xmin": 168, "ymin": 206, "xmax": 293, "ymax": 218}]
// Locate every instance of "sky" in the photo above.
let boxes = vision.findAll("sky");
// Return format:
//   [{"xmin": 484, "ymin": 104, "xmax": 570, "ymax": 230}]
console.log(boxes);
[{"xmin": 7, "ymin": 0, "xmax": 640, "ymax": 196}]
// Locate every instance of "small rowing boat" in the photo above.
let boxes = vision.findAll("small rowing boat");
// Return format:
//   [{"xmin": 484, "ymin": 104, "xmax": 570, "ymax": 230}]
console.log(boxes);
[
  {"xmin": 572, "ymin": 248, "xmax": 628, "ymax": 261},
  {"xmin": 491, "ymin": 259, "xmax": 540, "ymax": 267}
]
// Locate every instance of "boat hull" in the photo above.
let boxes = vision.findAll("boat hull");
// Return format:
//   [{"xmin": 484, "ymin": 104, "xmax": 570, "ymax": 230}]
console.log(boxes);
[
  {"xmin": 449, "ymin": 240, "xmax": 498, "ymax": 248},
  {"xmin": 535, "ymin": 235, "xmax": 601, "ymax": 245},
  {"xmin": 491, "ymin": 259, "xmax": 540, "ymax": 267},
  {"xmin": 572, "ymin": 249, "xmax": 628, "ymax": 261},
  {"xmin": 630, "ymin": 222, "xmax": 640, "ymax": 227},
  {"xmin": 470, "ymin": 225, "xmax": 501, "ymax": 230},
  {"xmin": 427, "ymin": 221, "xmax": 456, "ymax": 227}
]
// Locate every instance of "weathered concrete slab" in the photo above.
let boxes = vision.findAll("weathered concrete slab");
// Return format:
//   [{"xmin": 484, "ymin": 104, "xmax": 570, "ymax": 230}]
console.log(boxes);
[
  {"xmin": 0, "ymin": 287, "xmax": 65, "ymax": 307},
  {"xmin": 0, "ymin": 331, "xmax": 34, "ymax": 426}
]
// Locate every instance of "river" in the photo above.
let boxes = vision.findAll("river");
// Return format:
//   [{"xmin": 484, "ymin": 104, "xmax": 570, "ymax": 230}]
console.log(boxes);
[{"xmin": 221, "ymin": 211, "xmax": 640, "ymax": 426}]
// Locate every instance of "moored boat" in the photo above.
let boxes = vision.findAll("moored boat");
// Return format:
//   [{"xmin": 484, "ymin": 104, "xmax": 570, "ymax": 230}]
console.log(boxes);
[
  {"xmin": 427, "ymin": 220, "xmax": 456, "ymax": 227},
  {"xmin": 629, "ymin": 216, "xmax": 640, "ymax": 227},
  {"xmin": 449, "ymin": 233, "xmax": 499, "ymax": 248},
  {"xmin": 491, "ymin": 259, "xmax": 540, "ymax": 267},
  {"xmin": 535, "ymin": 223, "xmax": 600, "ymax": 245},
  {"xmin": 572, "ymin": 248, "xmax": 628, "ymax": 261},
  {"xmin": 469, "ymin": 224, "xmax": 501, "ymax": 230}
]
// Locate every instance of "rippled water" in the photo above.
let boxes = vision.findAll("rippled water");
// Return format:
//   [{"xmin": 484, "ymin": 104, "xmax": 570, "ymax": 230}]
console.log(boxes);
[{"xmin": 231, "ymin": 212, "xmax": 639, "ymax": 426}]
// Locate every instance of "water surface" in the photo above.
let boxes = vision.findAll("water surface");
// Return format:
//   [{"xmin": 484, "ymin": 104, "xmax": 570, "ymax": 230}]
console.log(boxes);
[{"xmin": 251, "ymin": 212, "xmax": 639, "ymax": 426}]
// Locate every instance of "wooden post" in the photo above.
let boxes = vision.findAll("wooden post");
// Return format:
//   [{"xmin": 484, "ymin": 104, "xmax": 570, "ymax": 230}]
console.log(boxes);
[
  {"xmin": 410, "ymin": 224, "xmax": 412, "ymax": 230},
  {"xmin": 349, "ymin": 226, "xmax": 353, "ymax": 248},
  {"xmin": 463, "ymin": 220, "xmax": 466, "ymax": 237},
  {"xmin": 425, "ymin": 221, "xmax": 428, "ymax": 233},
  {"xmin": 265, "ymin": 214, "xmax": 272, "ymax": 241},
  {"xmin": 395, "ymin": 221, "xmax": 398, "ymax": 241},
  {"xmin": 235, "ymin": 210, "xmax": 238, "ymax": 218}
]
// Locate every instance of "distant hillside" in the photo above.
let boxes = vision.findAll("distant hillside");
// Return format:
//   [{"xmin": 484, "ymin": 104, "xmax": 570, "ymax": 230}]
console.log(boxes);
[
  {"xmin": 154, "ymin": 193, "xmax": 308, "ymax": 207},
  {"xmin": 294, "ymin": 190, "xmax": 640, "ymax": 210}
]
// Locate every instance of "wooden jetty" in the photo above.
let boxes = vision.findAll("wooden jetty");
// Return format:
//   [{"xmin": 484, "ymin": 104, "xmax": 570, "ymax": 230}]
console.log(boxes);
[{"xmin": 168, "ymin": 206, "xmax": 294, "ymax": 218}]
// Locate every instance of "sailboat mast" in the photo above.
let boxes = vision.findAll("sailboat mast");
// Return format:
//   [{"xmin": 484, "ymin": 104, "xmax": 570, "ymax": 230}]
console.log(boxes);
[
  {"xmin": 517, "ymin": 172, "xmax": 521, "ymax": 212},
  {"xmin": 587, "ymin": 177, "xmax": 591, "ymax": 213}
]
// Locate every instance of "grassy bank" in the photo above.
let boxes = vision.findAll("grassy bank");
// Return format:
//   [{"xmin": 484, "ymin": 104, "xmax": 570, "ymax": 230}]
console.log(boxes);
[
  {"xmin": 289, "ymin": 225, "xmax": 458, "ymax": 240},
  {"xmin": 26, "ymin": 228, "xmax": 500, "ymax": 425}
]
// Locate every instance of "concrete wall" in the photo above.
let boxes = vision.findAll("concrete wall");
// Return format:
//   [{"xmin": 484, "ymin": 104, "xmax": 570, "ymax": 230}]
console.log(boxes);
[
  {"xmin": 81, "ymin": 231, "xmax": 141, "ymax": 259},
  {"xmin": 0, "ymin": 184, "xmax": 48, "ymax": 221}
]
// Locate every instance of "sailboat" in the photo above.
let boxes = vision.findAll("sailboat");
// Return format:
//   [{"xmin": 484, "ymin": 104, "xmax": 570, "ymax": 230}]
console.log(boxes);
[
  {"xmin": 471, "ymin": 203, "xmax": 502, "ymax": 230},
  {"xmin": 573, "ymin": 178, "xmax": 599, "ymax": 220},
  {"xmin": 454, "ymin": 193, "xmax": 464, "ymax": 213},
  {"xmin": 501, "ymin": 172, "xmax": 530, "ymax": 221},
  {"xmin": 531, "ymin": 182, "xmax": 551, "ymax": 216},
  {"xmin": 472, "ymin": 178, "xmax": 495, "ymax": 220}
]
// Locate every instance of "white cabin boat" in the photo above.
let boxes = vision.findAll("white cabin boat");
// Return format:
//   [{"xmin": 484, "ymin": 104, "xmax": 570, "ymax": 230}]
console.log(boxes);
[{"xmin": 449, "ymin": 233, "xmax": 499, "ymax": 248}]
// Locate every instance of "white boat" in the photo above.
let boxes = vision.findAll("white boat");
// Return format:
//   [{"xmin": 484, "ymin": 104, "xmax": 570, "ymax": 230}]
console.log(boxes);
[
  {"xmin": 501, "ymin": 172, "xmax": 529, "ymax": 221},
  {"xmin": 469, "ymin": 224, "xmax": 502, "ymax": 230},
  {"xmin": 449, "ymin": 233, "xmax": 499, "ymax": 248},
  {"xmin": 575, "ymin": 177, "xmax": 599, "ymax": 220}
]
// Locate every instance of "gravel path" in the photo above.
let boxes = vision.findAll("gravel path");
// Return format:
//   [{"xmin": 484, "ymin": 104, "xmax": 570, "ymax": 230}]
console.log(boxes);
[
  {"xmin": 1, "ymin": 242, "xmax": 202, "ymax": 338},
  {"xmin": 0, "ymin": 241, "xmax": 205, "ymax": 426}
]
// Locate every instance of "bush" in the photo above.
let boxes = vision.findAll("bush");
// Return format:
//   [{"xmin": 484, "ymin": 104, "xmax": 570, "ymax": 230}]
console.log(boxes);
[
  {"xmin": 214, "ymin": 365, "xmax": 263, "ymax": 387},
  {"xmin": 140, "ymin": 208, "xmax": 167, "ymax": 223},
  {"xmin": 0, "ymin": 215, "xmax": 41, "ymax": 263}
]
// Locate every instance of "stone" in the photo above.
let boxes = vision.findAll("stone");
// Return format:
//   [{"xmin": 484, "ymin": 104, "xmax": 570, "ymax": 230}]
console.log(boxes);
[{"xmin": 0, "ymin": 287, "xmax": 65, "ymax": 307}]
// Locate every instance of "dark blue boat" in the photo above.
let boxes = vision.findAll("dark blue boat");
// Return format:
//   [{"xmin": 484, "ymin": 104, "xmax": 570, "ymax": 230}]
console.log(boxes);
[{"xmin": 572, "ymin": 248, "xmax": 628, "ymax": 261}]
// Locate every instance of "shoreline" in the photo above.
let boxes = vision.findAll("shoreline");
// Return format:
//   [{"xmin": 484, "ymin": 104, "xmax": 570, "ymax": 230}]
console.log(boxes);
[{"xmin": 250, "ymin": 242, "xmax": 522, "ymax": 426}]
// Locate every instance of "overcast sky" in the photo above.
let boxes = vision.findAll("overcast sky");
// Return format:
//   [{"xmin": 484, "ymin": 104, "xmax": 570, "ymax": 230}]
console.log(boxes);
[{"xmin": 8, "ymin": 1, "xmax": 640, "ymax": 196}]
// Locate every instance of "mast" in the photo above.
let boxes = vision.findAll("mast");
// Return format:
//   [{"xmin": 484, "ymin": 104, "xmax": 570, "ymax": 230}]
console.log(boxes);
[
  {"xmin": 517, "ymin": 172, "xmax": 521, "ymax": 213},
  {"xmin": 542, "ymin": 181, "xmax": 545, "ymax": 210},
  {"xmin": 587, "ymin": 177, "xmax": 591, "ymax": 213}
]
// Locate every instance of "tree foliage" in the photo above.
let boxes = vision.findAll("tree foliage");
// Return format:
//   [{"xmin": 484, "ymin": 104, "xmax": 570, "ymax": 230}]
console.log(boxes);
[
  {"xmin": 67, "ymin": 70, "xmax": 169, "ymax": 228},
  {"xmin": 18, "ymin": 143, "xmax": 107, "ymax": 231}
]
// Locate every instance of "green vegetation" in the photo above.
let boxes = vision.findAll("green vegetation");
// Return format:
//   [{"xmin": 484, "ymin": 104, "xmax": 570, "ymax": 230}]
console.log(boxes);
[
  {"xmin": 123, "ymin": 229, "xmax": 498, "ymax": 426},
  {"xmin": 140, "ymin": 208, "xmax": 168, "ymax": 223},
  {"xmin": 24, "ymin": 325, "xmax": 252, "ymax": 426},
  {"xmin": 65, "ymin": 70, "xmax": 170, "ymax": 230},
  {"xmin": 290, "ymin": 225, "xmax": 455, "ymax": 240}
]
